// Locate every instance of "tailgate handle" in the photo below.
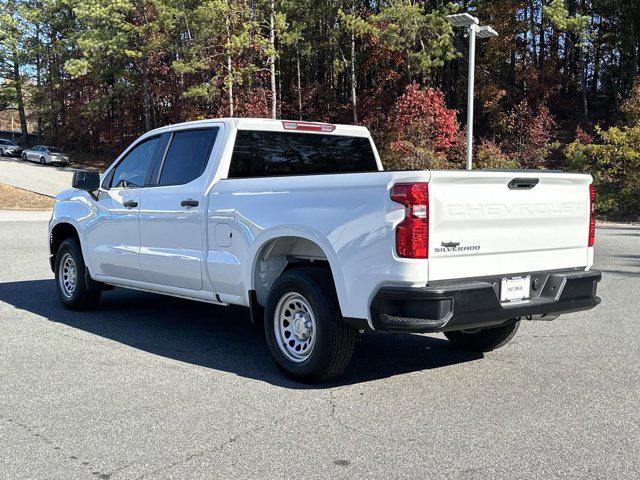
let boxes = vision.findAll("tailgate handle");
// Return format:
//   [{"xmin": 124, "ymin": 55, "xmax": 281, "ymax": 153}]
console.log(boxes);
[{"xmin": 508, "ymin": 178, "xmax": 539, "ymax": 190}]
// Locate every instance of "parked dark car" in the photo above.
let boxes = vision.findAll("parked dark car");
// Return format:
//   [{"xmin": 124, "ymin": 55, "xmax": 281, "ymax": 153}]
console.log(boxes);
[{"xmin": 0, "ymin": 139, "xmax": 23, "ymax": 157}]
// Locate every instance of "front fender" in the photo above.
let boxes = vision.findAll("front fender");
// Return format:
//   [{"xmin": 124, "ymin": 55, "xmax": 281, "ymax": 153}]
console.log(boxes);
[{"xmin": 49, "ymin": 190, "xmax": 97, "ymax": 275}]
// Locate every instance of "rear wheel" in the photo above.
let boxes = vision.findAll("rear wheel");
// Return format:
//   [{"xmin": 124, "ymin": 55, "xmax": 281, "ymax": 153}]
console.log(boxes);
[
  {"xmin": 264, "ymin": 267, "xmax": 358, "ymax": 383},
  {"xmin": 0, "ymin": 148, "xmax": 4, "ymax": 157},
  {"xmin": 444, "ymin": 320, "xmax": 520, "ymax": 352},
  {"xmin": 55, "ymin": 238, "xmax": 102, "ymax": 310},
  {"xmin": 40, "ymin": 156, "xmax": 46, "ymax": 165}
]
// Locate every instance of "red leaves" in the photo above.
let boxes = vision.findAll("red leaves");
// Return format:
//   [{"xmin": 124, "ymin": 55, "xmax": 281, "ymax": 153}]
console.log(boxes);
[
  {"xmin": 502, "ymin": 100, "xmax": 558, "ymax": 168},
  {"xmin": 527, "ymin": 105, "xmax": 556, "ymax": 152},
  {"xmin": 383, "ymin": 82, "xmax": 460, "ymax": 169},
  {"xmin": 576, "ymin": 125, "xmax": 594, "ymax": 144},
  {"xmin": 389, "ymin": 82, "xmax": 459, "ymax": 152}
]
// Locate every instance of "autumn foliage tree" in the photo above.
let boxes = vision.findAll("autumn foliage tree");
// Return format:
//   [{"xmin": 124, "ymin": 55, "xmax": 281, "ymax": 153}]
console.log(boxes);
[
  {"xmin": 384, "ymin": 82, "xmax": 460, "ymax": 170},
  {"xmin": 2, "ymin": 1, "xmax": 640, "ymax": 218},
  {"xmin": 565, "ymin": 77, "xmax": 640, "ymax": 218},
  {"xmin": 502, "ymin": 101, "xmax": 558, "ymax": 168}
]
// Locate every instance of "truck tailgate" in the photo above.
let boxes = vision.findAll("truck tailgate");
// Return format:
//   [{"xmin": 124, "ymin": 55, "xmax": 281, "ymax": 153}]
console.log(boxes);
[{"xmin": 427, "ymin": 171, "xmax": 592, "ymax": 281}]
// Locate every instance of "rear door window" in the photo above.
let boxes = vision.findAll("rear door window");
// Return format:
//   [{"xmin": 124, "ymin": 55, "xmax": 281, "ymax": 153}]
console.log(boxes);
[
  {"xmin": 228, "ymin": 130, "xmax": 378, "ymax": 178},
  {"xmin": 157, "ymin": 128, "xmax": 219, "ymax": 186}
]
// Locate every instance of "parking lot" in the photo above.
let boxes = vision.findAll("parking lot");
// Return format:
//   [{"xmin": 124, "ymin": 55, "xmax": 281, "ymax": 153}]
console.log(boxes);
[
  {"xmin": 0, "ymin": 155, "xmax": 76, "ymax": 197},
  {"xmin": 0, "ymin": 215, "xmax": 638, "ymax": 479}
]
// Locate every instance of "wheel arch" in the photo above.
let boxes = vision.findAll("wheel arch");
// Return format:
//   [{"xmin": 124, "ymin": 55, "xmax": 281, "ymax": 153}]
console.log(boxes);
[
  {"xmin": 249, "ymin": 232, "xmax": 347, "ymax": 315},
  {"xmin": 49, "ymin": 222, "xmax": 81, "ymax": 271}
]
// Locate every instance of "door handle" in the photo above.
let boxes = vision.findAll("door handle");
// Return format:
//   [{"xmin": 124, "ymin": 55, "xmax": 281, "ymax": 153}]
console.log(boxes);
[
  {"xmin": 123, "ymin": 200, "xmax": 138, "ymax": 208},
  {"xmin": 181, "ymin": 199, "xmax": 199, "ymax": 208}
]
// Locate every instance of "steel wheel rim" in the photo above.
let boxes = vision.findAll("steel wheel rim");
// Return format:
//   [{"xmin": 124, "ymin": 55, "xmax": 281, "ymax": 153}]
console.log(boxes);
[
  {"xmin": 58, "ymin": 253, "xmax": 77, "ymax": 300},
  {"xmin": 274, "ymin": 292, "xmax": 316, "ymax": 363}
]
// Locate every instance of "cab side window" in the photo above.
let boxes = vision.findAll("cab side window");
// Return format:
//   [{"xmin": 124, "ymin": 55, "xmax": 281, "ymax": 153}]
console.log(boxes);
[
  {"xmin": 157, "ymin": 129, "xmax": 218, "ymax": 186},
  {"xmin": 110, "ymin": 136, "xmax": 161, "ymax": 189}
]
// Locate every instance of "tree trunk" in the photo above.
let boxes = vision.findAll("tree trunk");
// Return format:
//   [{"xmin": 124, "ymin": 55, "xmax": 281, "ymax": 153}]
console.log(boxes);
[
  {"xmin": 580, "ymin": 46, "xmax": 588, "ymax": 119},
  {"xmin": 226, "ymin": 17, "xmax": 234, "ymax": 117},
  {"xmin": 350, "ymin": 5, "xmax": 358, "ymax": 124},
  {"xmin": 35, "ymin": 24, "xmax": 43, "ymax": 142},
  {"xmin": 539, "ymin": 1, "xmax": 545, "ymax": 68},
  {"xmin": 296, "ymin": 45, "xmax": 302, "ymax": 120},
  {"xmin": 269, "ymin": 0, "xmax": 277, "ymax": 119},
  {"xmin": 591, "ymin": 17, "xmax": 601, "ymax": 94},
  {"xmin": 564, "ymin": 32, "xmax": 572, "ymax": 94},
  {"xmin": 142, "ymin": 54, "xmax": 152, "ymax": 131},
  {"xmin": 12, "ymin": 53, "xmax": 29, "ymax": 147},
  {"xmin": 579, "ymin": 0, "xmax": 588, "ymax": 119},
  {"xmin": 630, "ymin": 20, "xmax": 638, "ymax": 89},
  {"xmin": 227, "ymin": 53, "xmax": 234, "ymax": 117},
  {"xmin": 529, "ymin": 0, "xmax": 538, "ymax": 66},
  {"xmin": 591, "ymin": 45, "xmax": 600, "ymax": 94},
  {"xmin": 277, "ymin": 55, "xmax": 282, "ymax": 117}
]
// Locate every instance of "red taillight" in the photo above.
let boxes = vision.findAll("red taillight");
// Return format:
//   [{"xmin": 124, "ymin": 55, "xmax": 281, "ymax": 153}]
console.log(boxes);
[
  {"xmin": 588, "ymin": 184, "xmax": 596, "ymax": 247},
  {"xmin": 391, "ymin": 183, "xmax": 429, "ymax": 258},
  {"xmin": 282, "ymin": 121, "xmax": 336, "ymax": 132}
]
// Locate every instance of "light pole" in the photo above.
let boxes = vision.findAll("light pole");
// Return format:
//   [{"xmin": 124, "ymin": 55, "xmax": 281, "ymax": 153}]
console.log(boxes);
[{"xmin": 447, "ymin": 13, "xmax": 498, "ymax": 170}]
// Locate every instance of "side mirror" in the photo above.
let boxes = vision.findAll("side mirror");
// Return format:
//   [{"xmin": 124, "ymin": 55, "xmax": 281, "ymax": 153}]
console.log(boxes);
[{"xmin": 72, "ymin": 170, "xmax": 100, "ymax": 192}]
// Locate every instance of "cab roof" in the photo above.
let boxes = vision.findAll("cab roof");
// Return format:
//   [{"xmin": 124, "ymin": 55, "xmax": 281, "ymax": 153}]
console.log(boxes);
[{"xmin": 147, "ymin": 118, "xmax": 371, "ymax": 138}]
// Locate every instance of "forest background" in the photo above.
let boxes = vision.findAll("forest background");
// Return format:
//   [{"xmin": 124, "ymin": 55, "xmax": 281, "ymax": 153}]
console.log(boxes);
[{"xmin": 1, "ymin": 0, "xmax": 639, "ymax": 218}]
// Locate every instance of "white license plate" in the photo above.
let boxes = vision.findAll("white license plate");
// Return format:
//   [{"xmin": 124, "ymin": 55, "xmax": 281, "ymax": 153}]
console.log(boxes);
[{"xmin": 500, "ymin": 276, "xmax": 531, "ymax": 303}]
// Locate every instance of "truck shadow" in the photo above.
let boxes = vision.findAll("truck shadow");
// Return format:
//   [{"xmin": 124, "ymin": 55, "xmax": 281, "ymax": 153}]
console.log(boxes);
[{"xmin": 0, "ymin": 279, "xmax": 482, "ymax": 389}]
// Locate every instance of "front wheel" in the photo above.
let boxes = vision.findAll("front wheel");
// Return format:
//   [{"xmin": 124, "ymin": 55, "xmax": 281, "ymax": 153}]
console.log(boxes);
[
  {"xmin": 40, "ymin": 156, "xmax": 46, "ymax": 165},
  {"xmin": 264, "ymin": 267, "xmax": 358, "ymax": 383},
  {"xmin": 55, "ymin": 238, "xmax": 102, "ymax": 310},
  {"xmin": 21, "ymin": 153, "xmax": 27, "ymax": 161},
  {"xmin": 444, "ymin": 320, "xmax": 520, "ymax": 352}
]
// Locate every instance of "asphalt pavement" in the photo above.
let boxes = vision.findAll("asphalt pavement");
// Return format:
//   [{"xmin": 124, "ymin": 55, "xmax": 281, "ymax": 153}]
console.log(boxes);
[
  {"xmin": 0, "ymin": 156, "xmax": 76, "ymax": 197},
  {"xmin": 0, "ymin": 216, "xmax": 638, "ymax": 479}
]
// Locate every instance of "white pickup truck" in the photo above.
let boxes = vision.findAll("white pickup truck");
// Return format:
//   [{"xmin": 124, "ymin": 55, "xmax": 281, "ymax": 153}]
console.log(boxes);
[{"xmin": 49, "ymin": 118, "xmax": 601, "ymax": 382}]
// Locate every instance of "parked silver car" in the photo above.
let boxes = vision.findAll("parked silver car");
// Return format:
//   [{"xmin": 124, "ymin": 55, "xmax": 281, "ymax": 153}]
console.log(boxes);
[
  {"xmin": 22, "ymin": 145, "xmax": 70, "ymax": 166},
  {"xmin": 0, "ymin": 139, "xmax": 23, "ymax": 157}
]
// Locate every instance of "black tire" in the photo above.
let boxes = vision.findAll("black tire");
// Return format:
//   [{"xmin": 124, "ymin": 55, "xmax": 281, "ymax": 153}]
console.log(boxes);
[
  {"xmin": 264, "ymin": 267, "xmax": 358, "ymax": 383},
  {"xmin": 0, "ymin": 148, "xmax": 4, "ymax": 157},
  {"xmin": 444, "ymin": 320, "xmax": 520, "ymax": 352},
  {"xmin": 54, "ymin": 238, "xmax": 102, "ymax": 310},
  {"xmin": 40, "ymin": 156, "xmax": 46, "ymax": 165},
  {"xmin": 21, "ymin": 153, "xmax": 27, "ymax": 161}
]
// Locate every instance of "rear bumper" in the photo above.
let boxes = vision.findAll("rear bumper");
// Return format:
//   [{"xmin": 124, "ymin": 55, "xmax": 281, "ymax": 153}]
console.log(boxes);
[{"xmin": 370, "ymin": 269, "xmax": 601, "ymax": 333}]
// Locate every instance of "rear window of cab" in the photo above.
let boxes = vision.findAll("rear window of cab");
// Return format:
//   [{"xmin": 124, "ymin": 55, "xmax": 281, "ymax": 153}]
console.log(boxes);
[{"xmin": 229, "ymin": 130, "xmax": 378, "ymax": 178}]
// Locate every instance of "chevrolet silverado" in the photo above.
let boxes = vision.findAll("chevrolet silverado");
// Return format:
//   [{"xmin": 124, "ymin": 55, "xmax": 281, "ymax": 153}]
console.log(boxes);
[{"xmin": 49, "ymin": 118, "xmax": 601, "ymax": 382}]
